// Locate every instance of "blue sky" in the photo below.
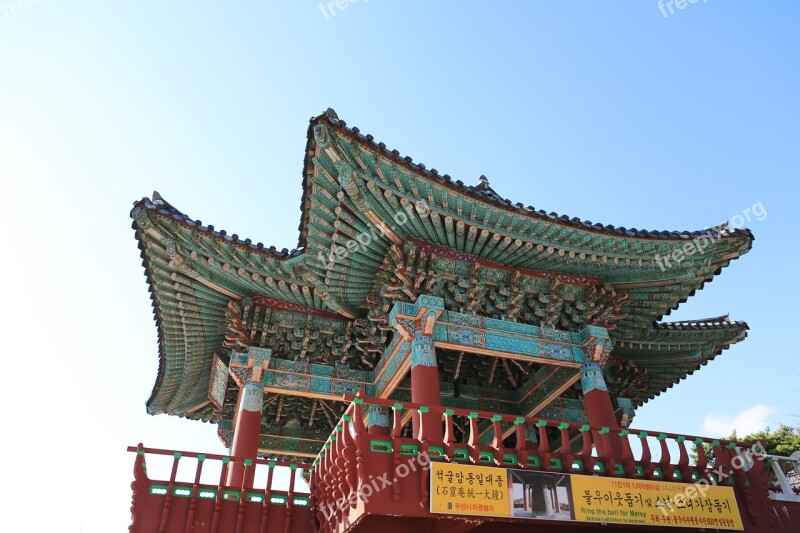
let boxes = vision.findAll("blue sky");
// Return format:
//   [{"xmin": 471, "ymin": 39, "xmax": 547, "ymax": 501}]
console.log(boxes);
[{"xmin": 1, "ymin": 1, "xmax": 798, "ymax": 531}]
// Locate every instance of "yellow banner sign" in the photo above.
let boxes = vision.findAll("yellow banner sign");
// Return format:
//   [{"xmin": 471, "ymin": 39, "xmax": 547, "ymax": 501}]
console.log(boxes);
[
  {"xmin": 430, "ymin": 462, "xmax": 510, "ymax": 517},
  {"xmin": 570, "ymin": 475, "xmax": 743, "ymax": 530},
  {"xmin": 430, "ymin": 464, "xmax": 744, "ymax": 530}
]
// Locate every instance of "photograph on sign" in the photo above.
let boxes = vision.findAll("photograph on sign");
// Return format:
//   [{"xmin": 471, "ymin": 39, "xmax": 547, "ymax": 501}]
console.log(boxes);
[{"xmin": 510, "ymin": 470, "xmax": 573, "ymax": 520}]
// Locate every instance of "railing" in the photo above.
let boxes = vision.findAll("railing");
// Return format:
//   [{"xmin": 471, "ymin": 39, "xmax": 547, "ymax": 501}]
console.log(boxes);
[
  {"xmin": 761, "ymin": 453, "xmax": 800, "ymax": 502},
  {"xmin": 309, "ymin": 393, "xmax": 777, "ymax": 532},
  {"xmin": 128, "ymin": 444, "xmax": 314, "ymax": 533}
]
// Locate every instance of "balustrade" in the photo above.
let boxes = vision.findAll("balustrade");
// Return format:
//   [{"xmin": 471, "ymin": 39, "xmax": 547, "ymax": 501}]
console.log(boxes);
[
  {"xmin": 127, "ymin": 444, "xmax": 313, "ymax": 533},
  {"xmin": 310, "ymin": 392, "xmax": 775, "ymax": 532}
]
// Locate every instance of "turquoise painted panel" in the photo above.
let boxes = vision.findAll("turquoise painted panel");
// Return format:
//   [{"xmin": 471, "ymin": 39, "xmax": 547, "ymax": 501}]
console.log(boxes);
[
  {"xmin": 484, "ymin": 317, "xmax": 536, "ymax": 335},
  {"xmin": 442, "ymin": 311, "xmax": 485, "ymax": 328},
  {"xmin": 580, "ymin": 363, "xmax": 608, "ymax": 393},
  {"xmin": 539, "ymin": 326, "xmax": 571, "ymax": 343},
  {"xmin": 334, "ymin": 363, "xmax": 367, "ymax": 381},
  {"xmin": 231, "ymin": 351, "xmax": 249, "ymax": 366},
  {"xmin": 273, "ymin": 373, "xmax": 310, "ymax": 392},
  {"xmin": 433, "ymin": 324, "xmax": 448, "ymax": 342},
  {"xmin": 310, "ymin": 376, "xmax": 332, "ymax": 394},
  {"xmin": 585, "ymin": 324, "xmax": 609, "ymax": 339},
  {"xmin": 446, "ymin": 326, "xmax": 486, "ymax": 348},
  {"xmin": 367, "ymin": 405, "xmax": 391, "ymax": 428},
  {"xmin": 247, "ymin": 347, "xmax": 272, "ymax": 363},
  {"xmin": 484, "ymin": 332, "xmax": 539, "ymax": 356},
  {"xmin": 416, "ymin": 294, "xmax": 445, "ymax": 310},
  {"xmin": 332, "ymin": 379, "xmax": 362, "ymax": 396},
  {"xmin": 538, "ymin": 406, "xmax": 589, "ymax": 424},
  {"xmin": 571, "ymin": 346, "xmax": 586, "ymax": 363},
  {"xmin": 540, "ymin": 342, "xmax": 575, "ymax": 362},
  {"xmin": 376, "ymin": 345, "xmax": 407, "ymax": 393},
  {"xmin": 311, "ymin": 363, "xmax": 334, "ymax": 377},
  {"xmin": 411, "ymin": 336, "xmax": 437, "ymax": 367},
  {"xmin": 273, "ymin": 359, "xmax": 311, "ymax": 373}
]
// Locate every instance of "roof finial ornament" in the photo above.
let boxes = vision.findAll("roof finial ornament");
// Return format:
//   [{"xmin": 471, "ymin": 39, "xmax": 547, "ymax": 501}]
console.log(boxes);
[
  {"xmin": 477, "ymin": 175, "xmax": 490, "ymax": 189},
  {"xmin": 325, "ymin": 107, "xmax": 339, "ymax": 120},
  {"xmin": 152, "ymin": 191, "xmax": 164, "ymax": 205}
]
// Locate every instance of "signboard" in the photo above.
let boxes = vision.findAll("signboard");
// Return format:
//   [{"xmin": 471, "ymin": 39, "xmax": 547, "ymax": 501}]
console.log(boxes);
[
  {"xmin": 430, "ymin": 463, "xmax": 743, "ymax": 530},
  {"xmin": 430, "ymin": 462, "xmax": 509, "ymax": 517},
  {"xmin": 207, "ymin": 353, "xmax": 228, "ymax": 411},
  {"xmin": 569, "ymin": 475, "xmax": 743, "ymax": 529}
]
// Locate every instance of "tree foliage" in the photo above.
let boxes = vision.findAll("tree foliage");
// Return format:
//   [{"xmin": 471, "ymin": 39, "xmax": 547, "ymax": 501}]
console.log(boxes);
[
  {"xmin": 692, "ymin": 425, "xmax": 800, "ymax": 465},
  {"xmin": 728, "ymin": 425, "xmax": 800, "ymax": 457}
]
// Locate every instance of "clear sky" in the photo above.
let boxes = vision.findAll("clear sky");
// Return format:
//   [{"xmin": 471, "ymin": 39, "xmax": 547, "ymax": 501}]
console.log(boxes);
[{"xmin": 1, "ymin": 1, "xmax": 798, "ymax": 531}]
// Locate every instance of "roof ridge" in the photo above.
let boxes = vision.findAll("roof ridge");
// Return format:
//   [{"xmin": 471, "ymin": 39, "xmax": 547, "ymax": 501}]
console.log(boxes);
[
  {"xmin": 661, "ymin": 315, "xmax": 731, "ymax": 324},
  {"xmin": 133, "ymin": 194, "xmax": 303, "ymax": 259},
  {"xmin": 653, "ymin": 315, "xmax": 749, "ymax": 331},
  {"xmin": 300, "ymin": 110, "xmax": 756, "ymax": 247}
]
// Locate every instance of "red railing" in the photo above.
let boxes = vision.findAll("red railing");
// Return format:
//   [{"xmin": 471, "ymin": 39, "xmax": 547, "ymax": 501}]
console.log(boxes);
[
  {"xmin": 128, "ymin": 444, "xmax": 314, "ymax": 533},
  {"xmin": 129, "ymin": 394, "xmax": 795, "ymax": 532},
  {"xmin": 309, "ymin": 393, "xmax": 777, "ymax": 532}
]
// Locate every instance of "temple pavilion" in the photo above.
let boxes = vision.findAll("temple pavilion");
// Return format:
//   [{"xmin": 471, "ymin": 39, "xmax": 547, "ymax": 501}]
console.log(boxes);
[{"xmin": 127, "ymin": 109, "xmax": 798, "ymax": 532}]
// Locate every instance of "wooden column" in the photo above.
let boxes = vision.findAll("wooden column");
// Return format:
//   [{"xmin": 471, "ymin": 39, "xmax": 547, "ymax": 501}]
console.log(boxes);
[
  {"xmin": 367, "ymin": 404, "xmax": 391, "ymax": 436},
  {"xmin": 226, "ymin": 381, "xmax": 263, "ymax": 488},
  {"xmin": 390, "ymin": 295, "xmax": 445, "ymax": 443},
  {"xmin": 580, "ymin": 362, "xmax": 623, "ymax": 458},
  {"xmin": 410, "ymin": 333, "xmax": 442, "ymax": 441}
]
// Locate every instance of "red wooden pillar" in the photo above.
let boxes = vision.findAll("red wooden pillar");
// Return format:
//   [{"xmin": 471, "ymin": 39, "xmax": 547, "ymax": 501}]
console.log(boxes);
[
  {"xmin": 367, "ymin": 405, "xmax": 391, "ymax": 436},
  {"xmin": 410, "ymin": 333, "xmax": 442, "ymax": 442},
  {"xmin": 580, "ymin": 363, "xmax": 623, "ymax": 458},
  {"xmin": 226, "ymin": 382, "xmax": 263, "ymax": 488},
  {"xmin": 390, "ymin": 296, "xmax": 445, "ymax": 444}
]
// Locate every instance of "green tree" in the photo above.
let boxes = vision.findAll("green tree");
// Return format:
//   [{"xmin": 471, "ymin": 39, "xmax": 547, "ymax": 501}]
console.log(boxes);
[
  {"xmin": 691, "ymin": 425, "xmax": 800, "ymax": 466},
  {"xmin": 730, "ymin": 425, "xmax": 800, "ymax": 457}
]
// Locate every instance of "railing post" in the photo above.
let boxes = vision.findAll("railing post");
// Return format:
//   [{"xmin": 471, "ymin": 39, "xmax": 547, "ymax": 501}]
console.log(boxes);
[
  {"xmin": 158, "ymin": 451, "xmax": 182, "ymax": 533},
  {"xmin": 341, "ymin": 415, "xmax": 358, "ymax": 510},
  {"xmin": 467, "ymin": 412, "xmax": 481, "ymax": 463},
  {"xmin": 675, "ymin": 436, "xmax": 693, "ymax": 481},
  {"xmin": 657, "ymin": 434, "xmax": 674, "ymax": 480},
  {"xmin": 694, "ymin": 438, "xmax": 709, "ymax": 477},
  {"xmin": 391, "ymin": 403, "xmax": 404, "ymax": 503},
  {"xmin": 184, "ymin": 454, "xmax": 204, "ymax": 533},
  {"xmin": 260, "ymin": 462, "xmax": 275, "ymax": 533},
  {"xmin": 639, "ymin": 433, "xmax": 655, "ymax": 479},
  {"xmin": 211, "ymin": 456, "xmax": 230, "ymax": 533},
  {"xmin": 443, "ymin": 409, "xmax": 456, "ymax": 446},
  {"xmin": 284, "ymin": 465, "xmax": 297, "ymax": 533}
]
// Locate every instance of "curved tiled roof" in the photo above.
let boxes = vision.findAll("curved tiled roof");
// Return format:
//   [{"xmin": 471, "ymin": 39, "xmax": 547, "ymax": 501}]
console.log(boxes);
[
  {"xmin": 614, "ymin": 316, "xmax": 749, "ymax": 406},
  {"xmin": 131, "ymin": 195, "xmax": 309, "ymax": 418},
  {"xmin": 131, "ymin": 109, "xmax": 753, "ymax": 427},
  {"xmin": 297, "ymin": 108, "xmax": 754, "ymax": 249},
  {"xmin": 654, "ymin": 315, "xmax": 749, "ymax": 331},
  {"xmin": 141, "ymin": 193, "xmax": 304, "ymax": 258}
]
